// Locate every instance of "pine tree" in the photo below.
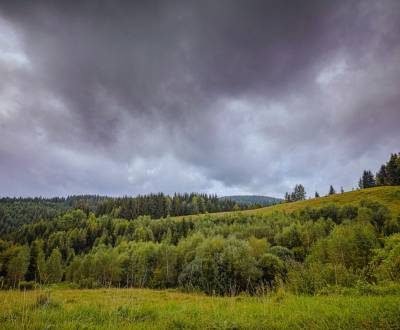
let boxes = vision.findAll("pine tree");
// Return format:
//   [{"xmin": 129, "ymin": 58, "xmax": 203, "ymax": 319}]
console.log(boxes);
[
  {"xmin": 358, "ymin": 170, "xmax": 376, "ymax": 189},
  {"xmin": 293, "ymin": 184, "xmax": 306, "ymax": 201},
  {"xmin": 385, "ymin": 153, "xmax": 400, "ymax": 185},
  {"xmin": 375, "ymin": 153, "xmax": 400, "ymax": 186},
  {"xmin": 315, "ymin": 192, "xmax": 320, "ymax": 198},
  {"xmin": 285, "ymin": 185, "xmax": 306, "ymax": 202},
  {"xmin": 376, "ymin": 165, "xmax": 387, "ymax": 186},
  {"xmin": 329, "ymin": 185, "xmax": 336, "ymax": 195}
]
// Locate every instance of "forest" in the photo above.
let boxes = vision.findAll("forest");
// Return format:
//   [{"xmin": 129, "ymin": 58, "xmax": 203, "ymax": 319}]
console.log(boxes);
[
  {"xmin": 2, "ymin": 141, "xmax": 396, "ymax": 323},
  {"xmin": 1, "ymin": 196, "xmax": 399, "ymax": 295},
  {"xmin": 0, "ymin": 153, "xmax": 399, "ymax": 296},
  {"xmin": 0, "ymin": 193, "xmax": 256, "ymax": 235},
  {"xmin": 0, "ymin": 156, "xmax": 399, "ymax": 329}
]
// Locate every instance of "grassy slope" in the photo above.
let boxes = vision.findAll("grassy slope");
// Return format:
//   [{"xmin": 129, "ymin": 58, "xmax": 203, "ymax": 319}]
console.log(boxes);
[
  {"xmin": 177, "ymin": 186, "xmax": 400, "ymax": 221},
  {"xmin": 1, "ymin": 288, "xmax": 400, "ymax": 329}
]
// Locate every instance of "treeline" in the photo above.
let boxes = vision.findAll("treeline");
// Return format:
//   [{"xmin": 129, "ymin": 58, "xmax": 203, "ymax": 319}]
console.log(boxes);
[
  {"xmin": 0, "ymin": 193, "xmax": 252, "ymax": 234},
  {"xmin": 95, "ymin": 193, "xmax": 252, "ymax": 220},
  {"xmin": 1, "ymin": 198, "xmax": 399, "ymax": 295},
  {"xmin": 0, "ymin": 195, "xmax": 106, "ymax": 234},
  {"xmin": 284, "ymin": 152, "xmax": 400, "ymax": 202},
  {"xmin": 361, "ymin": 152, "xmax": 400, "ymax": 188}
]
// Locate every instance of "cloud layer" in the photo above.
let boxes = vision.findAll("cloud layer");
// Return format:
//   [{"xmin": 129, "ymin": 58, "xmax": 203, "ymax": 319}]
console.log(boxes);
[{"xmin": 1, "ymin": 0, "xmax": 399, "ymax": 197}]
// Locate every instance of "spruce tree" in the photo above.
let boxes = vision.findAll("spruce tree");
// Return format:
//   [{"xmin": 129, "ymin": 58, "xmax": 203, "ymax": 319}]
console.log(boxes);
[
  {"xmin": 328, "ymin": 185, "xmax": 336, "ymax": 195},
  {"xmin": 358, "ymin": 170, "xmax": 376, "ymax": 189},
  {"xmin": 376, "ymin": 165, "xmax": 387, "ymax": 186},
  {"xmin": 386, "ymin": 153, "xmax": 400, "ymax": 185}
]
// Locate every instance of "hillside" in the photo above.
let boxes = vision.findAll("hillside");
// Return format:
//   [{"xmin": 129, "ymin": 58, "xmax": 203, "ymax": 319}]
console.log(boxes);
[
  {"xmin": 1, "ymin": 186, "xmax": 399, "ymax": 292},
  {"xmin": 249, "ymin": 185, "xmax": 400, "ymax": 215},
  {"xmin": 178, "ymin": 186, "xmax": 400, "ymax": 220},
  {"xmin": 219, "ymin": 195, "xmax": 283, "ymax": 206}
]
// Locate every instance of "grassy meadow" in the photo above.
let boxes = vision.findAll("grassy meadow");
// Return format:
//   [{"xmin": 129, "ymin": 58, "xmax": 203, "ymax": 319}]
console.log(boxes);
[{"xmin": 1, "ymin": 287, "xmax": 400, "ymax": 329}]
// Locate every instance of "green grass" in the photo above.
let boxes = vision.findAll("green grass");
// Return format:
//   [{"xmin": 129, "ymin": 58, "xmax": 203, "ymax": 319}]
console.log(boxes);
[
  {"xmin": 177, "ymin": 186, "xmax": 400, "ymax": 221},
  {"xmin": 0, "ymin": 288, "xmax": 400, "ymax": 329}
]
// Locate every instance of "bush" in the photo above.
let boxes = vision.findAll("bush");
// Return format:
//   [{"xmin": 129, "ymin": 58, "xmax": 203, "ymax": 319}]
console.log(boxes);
[
  {"xmin": 371, "ymin": 233, "xmax": 400, "ymax": 282},
  {"xmin": 269, "ymin": 246, "xmax": 294, "ymax": 261},
  {"xmin": 19, "ymin": 281, "xmax": 36, "ymax": 291},
  {"xmin": 287, "ymin": 262, "xmax": 359, "ymax": 295}
]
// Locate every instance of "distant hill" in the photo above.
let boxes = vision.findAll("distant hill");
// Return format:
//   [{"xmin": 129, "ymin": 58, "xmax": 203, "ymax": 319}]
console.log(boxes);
[{"xmin": 219, "ymin": 195, "xmax": 283, "ymax": 206}]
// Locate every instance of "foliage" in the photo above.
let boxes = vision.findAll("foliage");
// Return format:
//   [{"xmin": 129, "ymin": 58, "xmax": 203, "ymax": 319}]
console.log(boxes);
[
  {"xmin": 0, "ymin": 186, "xmax": 399, "ymax": 295},
  {"xmin": 0, "ymin": 193, "xmax": 252, "ymax": 235},
  {"xmin": 371, "ymin": 233, "xmax": 400, "ymax": 282}
]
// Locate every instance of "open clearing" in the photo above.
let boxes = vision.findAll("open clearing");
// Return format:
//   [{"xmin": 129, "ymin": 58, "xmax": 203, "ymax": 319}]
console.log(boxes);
[{"xmin": 1, "ymin": 288, "xmax": 400, "ymax": 329}]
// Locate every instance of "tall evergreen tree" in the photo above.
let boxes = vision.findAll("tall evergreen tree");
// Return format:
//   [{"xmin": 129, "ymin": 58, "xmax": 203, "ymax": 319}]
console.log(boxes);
[
  {"xmin": 328, "ymin": 185, "xmax": 336, "ymax": 195},
  {"xmin": 293, "ymin": 184, "xmax": 306, "ymax": 201},
  {"xmin": 284, "ymin": 184, "xmax": 306, "ymax": 202},
  {"xmin": 375, "ymin": 153, "xmax": 400, "ymax": 186},
  {"xmin": 385, "ymin": 153, "xmax": 400, "ymax": 185},
  {"xmin": 358, "ymin": 170, "xmax": 376, "ymax": 189},
  {"xmin": 376, "ymin": 165, "xmax": 387, "ymax": 186}
]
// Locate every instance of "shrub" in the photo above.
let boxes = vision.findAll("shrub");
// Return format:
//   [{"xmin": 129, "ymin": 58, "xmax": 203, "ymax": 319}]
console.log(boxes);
[
  {"xmin": 268, "ymin": 246, "xmax": 294, "ymax": 261},
  {"xmin": 19, "ymin": 281, "xmax": 36, "ymax": 291}
]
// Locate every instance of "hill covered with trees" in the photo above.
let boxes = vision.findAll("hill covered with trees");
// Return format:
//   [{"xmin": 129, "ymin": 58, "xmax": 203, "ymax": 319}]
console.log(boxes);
[
  {"xmin": 0, "ymin": 153, "xmax": 399, "ymax": 296},
  {"xmin": 0, "ymin": 186, "xmax": 399, "ymax": 296},
  {"xmin": 0, "ymin": 193, "xmax": 254, "ymax": 235}
]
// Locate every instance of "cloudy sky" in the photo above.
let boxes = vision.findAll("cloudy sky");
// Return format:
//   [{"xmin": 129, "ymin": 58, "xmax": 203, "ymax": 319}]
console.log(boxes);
[{"xmin": 0, "ymin": 0, "xmax": 399, "ymax": 198}]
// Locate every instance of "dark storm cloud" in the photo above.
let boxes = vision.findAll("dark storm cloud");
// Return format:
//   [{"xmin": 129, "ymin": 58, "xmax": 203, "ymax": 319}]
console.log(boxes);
[{"xmin": 0, "ymin": 0, "xmax": 399, "ymax": 197}]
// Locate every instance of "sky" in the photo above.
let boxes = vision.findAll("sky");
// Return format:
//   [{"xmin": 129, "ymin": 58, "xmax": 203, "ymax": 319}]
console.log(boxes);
[{"xmin": 0, "ymin": 0, "xmax": 399, "ymax": 198}]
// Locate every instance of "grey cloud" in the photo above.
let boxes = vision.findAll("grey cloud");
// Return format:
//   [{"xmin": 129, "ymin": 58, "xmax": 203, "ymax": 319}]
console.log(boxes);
[{"xmin": 0, "ymin": 0, "xmax": 399, "ymax": 197}]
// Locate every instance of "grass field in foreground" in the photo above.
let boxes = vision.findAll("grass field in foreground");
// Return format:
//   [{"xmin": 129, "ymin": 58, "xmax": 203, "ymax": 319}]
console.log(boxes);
[
  {"xmin": 176, "ymin": 186, "xmax": 400, "ymax": 221},
  {"xmin": 1, "ymin": 288, "xmax": 400, "ymax": 329}
]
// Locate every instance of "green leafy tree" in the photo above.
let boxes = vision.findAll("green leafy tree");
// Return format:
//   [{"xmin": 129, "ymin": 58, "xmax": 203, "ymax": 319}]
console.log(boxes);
[
  {"xmin": 7, "ymin": 246, "xmax": 30, "ymax": 288},
  {"xmin": 46, "ymin": 248, "xmax": 64, "ymax": 284},
  {"xmin": 371, "ymin": 233, "xmax": 400, "ymax": 282}
]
